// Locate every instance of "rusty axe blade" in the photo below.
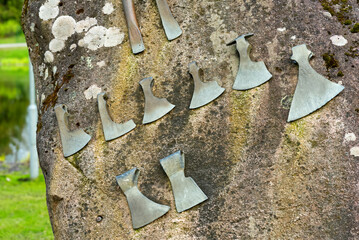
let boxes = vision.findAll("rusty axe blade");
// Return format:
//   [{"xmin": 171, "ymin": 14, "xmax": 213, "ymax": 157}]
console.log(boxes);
[
  {"xmin": 116, "ymin": 168, "xmax": 170, "ymax": 229},
  {"xmin": 188, "ymin": 61, "xmax": 225, "ymax": 109},
  {"xmin": 156, "ymin": 0, "xmax": 182, "ymax": 40},
  {"xmin": 122, "ymin": 0, "xmax": 145, "ymax": 54},
  {"xmin": 140, "ymin": 77, "xmax": 175, "ymax": 124},
  {"xmin": 160, "ymin": 151, "xmax": 208, "ymax": 213},
  {"xmin": 227, "ymin": 33, "xmax": 272, "ymax": 90},
  {"xmin": 287, "ymin": 44, "xmax": 344, "ymax": 122},
  {"xmin": 55, "ymin": 104, "xmax": 91, "ymax": 157},
  {"xmin": 97, "ymin": 93, "xmax": 136, "ymax": 141}
]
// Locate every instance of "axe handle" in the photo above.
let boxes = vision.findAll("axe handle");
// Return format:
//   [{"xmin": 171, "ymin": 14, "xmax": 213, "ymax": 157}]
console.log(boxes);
[{"xmin": 122, "ymin": 0, "xmax": 145, "ymax": 54}]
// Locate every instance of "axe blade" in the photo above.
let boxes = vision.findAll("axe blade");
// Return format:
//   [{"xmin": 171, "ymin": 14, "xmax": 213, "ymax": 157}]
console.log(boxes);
[
  {"xmin": 156, "ymin": 0, "xmax": 182, "ymax": 41},
  {"xmin": 140, "ymin": 77, "xmax": 175, "ymax": 124},
  {"xmin": 97, "ymin": 93, "xmax": 136, "ymax": 141},
  {"xmin": 228, "ymin": 33, "xmax": 272, "ymax": 90},
  {"xmin": 160, "ymin": 151, "xmax": 208, "ymax": 213},
  {"xmin": 287, "ymin": 44, "xmax": 344, "ymax": 122},
  {"xmin": 55, "ymin": 105, "xmax": 91, "ymax": 157},
  {"xmin": 116, "ymin": 168, "xmax": 170, "ymax": 229},
  {"xmin": 189, "ymin": 61, "xmax": 225, "ymax": 109}
]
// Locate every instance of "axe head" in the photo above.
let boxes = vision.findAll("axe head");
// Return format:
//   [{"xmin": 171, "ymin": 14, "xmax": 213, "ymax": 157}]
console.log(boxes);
[
  {"xmin": 188, "ymin": 61, "xmax": 225, "ymax": 109},
  {"xmin": 116, "ymin": 168, "xmax": 170, "ymax": 229},
  {"xmin": 55, "ymin": 105, "xmax": 91, "ymax": 157},
  {"xmin": 140, "ymin": 77, "xmax": 175, "ymax": 124},
  {"xmin": 227, "ymin": 33, "xmax": 272, "ymax": 90},
  {"xmin": 287, "ymin": 44, "xmax": 344, "ymax": 122},
  {"xmin": 160, "ymin": 151, "xmax": 208, "ymax": 212},
  {"xmin": 97, "ymin": 93, "xmax": 136, "ymax": 141},
  {"xmin": 156, "ymin": 0, "xmax": 182, "ymax": 41}
]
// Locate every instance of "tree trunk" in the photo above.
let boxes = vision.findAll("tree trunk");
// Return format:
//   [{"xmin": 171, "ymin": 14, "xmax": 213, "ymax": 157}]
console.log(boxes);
[{"xmin": 22, "ymin": 0, "xmax": 359, "ymax": 239}]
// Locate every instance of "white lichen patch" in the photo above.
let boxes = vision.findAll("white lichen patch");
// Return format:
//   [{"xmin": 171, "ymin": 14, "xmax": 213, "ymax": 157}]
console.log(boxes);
[
  {"xmin": 44, "ymin": 51, "xmax": 54, "ymax": 63},
  {"xmin": 330, "ymin": 35, "xmax": 348, "ymax": 46},
  {"xmin": 104, "ymin": 27, "xmax": 124, "ymax": 47},
  {"xmin": 39, "ymin": 0, "xmax": 60, "ymax": 20},
  {"xmin": 44, "ymin": 68, "xmax": 49, "ymax": 80},
  {"xmin": 53, "ymin": 66, "xmax": 57, "ymax": 74},
  {"xmin": 79, "ymin": 26, "xmax": 124, "ymax": 50},
  {"xmin": 350, "ymin": 146, "xmax": 359, "ymax": 157},
  {"xmin": 277, "ymin": 27, "xmax": 286, "ymax": 32},
  {"xmin": 70, "ymin": 44, "xmax": 77, "ymax": 51},
  {"xmin": 291, "ymin": 35, "xmax": 296, "ymax": 40},
  {"xmin": 30, "ymin": 23, "xmax": 35, "ymax": 32},
  {"xmin": 97, "ymin": 61, "xmax": 106, "ymax": 67},
  {"xmin": 75, "ymin": 17, "xmax": 97, "ymax": 33},
  {"xmin": 84, "ymin": 85, "xmax": 102, "ymax": 99},
  {"xmin": 102, "ymin": 2, "xmax": 114, "ymax": 15},
  {"xmin": 52, "ymin": 16, "xmax": 76, "ymax": 40},
  {"xmin": 344, "ymin": 133, "xmax": 356, "ymax": 143},
  {"xmin": 81, "ymin": 56, "xmax": 93, "ymax": 69},
  {"xmin": 39, "ymin": 63, "xmax": 46, "ymax": 77},
  {"xmin": 49, "ymin": 38, "xmax": 65, "ymax": 52}
]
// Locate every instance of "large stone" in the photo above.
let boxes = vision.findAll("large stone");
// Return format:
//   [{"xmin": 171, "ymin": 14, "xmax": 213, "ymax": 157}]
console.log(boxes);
[{"xmin": 22, "ymin": 0, "xmax": 359, "ymax": 238}]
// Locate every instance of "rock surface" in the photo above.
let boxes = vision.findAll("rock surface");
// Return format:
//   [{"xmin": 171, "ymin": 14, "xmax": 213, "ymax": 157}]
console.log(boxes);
[{"xmin": 22, "ymin": 0, "xmax": 359, "ymax": 239}]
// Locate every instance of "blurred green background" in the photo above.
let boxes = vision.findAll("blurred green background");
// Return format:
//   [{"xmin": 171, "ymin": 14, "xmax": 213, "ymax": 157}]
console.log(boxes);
[{"xmin": 0, "ymin": 0, "xmax": 52, "ymax": 239}]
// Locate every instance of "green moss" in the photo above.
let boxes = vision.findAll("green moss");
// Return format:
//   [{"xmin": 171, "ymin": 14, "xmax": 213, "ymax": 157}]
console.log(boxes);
[
  {"xmin": 344, "ymin": 19, "xmax": 352, "ymax": 25},
  {"xmin": 337, "ymin": 71, "xmax": 344, "ymax": 77},
  {"xmin": 322, "ymin": 53, "xmax": 339, "ymax": 69},
  {"xmin": 350, "ymin": 23, "xmax": 359, "ymax": 33}
]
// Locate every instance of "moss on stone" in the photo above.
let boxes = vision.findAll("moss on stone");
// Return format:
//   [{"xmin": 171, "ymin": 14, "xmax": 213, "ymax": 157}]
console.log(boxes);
[
  {"xmin": 322, "ymin": 53, "xmax": 339, "ymax": 69},
  {"xmin": 350, "ymin": 23, "xmax": 359, "ymax": 33},
  {"xmin": 337, "ymin": 71, "xmax": 344, "ymax": 77},
  {"xmin": 344, "ymin": 19, "xmax": 352, "ymax": 25}
]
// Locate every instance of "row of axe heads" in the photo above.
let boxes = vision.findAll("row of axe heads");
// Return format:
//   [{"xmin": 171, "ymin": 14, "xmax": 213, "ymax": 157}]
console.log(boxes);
[
  {"xmin": 55, "ymin": 34, "xmax": 344, "ymax": 157},
  {"xmin": 122, "ymin": 0, "xmax": 182, "ymax": 54},
  {"xmin": 116, "ymin": 151, "xmax": 208, "ymax": 229}
]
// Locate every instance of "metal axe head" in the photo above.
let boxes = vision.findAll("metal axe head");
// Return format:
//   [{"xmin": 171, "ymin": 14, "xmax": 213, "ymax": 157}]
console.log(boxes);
[
  {"xmin": 139, "ymin": 77, "xmax": 175, "ymax": 124},
  {"xmin": 55, "ymin": 104, "xmax": 91, "ymax": 157},
  {"xmin": 287, "ymin": 44, "xmax": 344, "ymax": 122},
  {"xmin": 160, "ymin": 151, "xmax": 208, "ymax": 213},
  {"xmin": 156, "ymin": 0, "xmax": 182, "ymax": 41},
  {"xmin": 227, "ymin": 33, "xmax": 272, "ymax": 90},
  {"xmin": 188, "ymin": 61, "xmax": 225, "ymax": 109},
  {"xmin": 97, "ymin": 93, "xmax": 136, "ymax": 141},
  {"xmin": 122, "ymin": 0, "xmax": 145, "ymax": 54},
  {"xmin": 116, "ymin": 168, "xmax": 170, "ymax": 229}
]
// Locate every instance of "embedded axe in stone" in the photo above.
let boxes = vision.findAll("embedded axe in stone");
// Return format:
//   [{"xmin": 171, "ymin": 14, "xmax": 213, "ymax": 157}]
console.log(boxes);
[
  {"xmin": 287, "ymin": 44, "xmax": 344, "ymax": 122},
  {"xmin": 55, "ymin": 104, "xmax": 91, "ymax": 157},
  {"xmin": 188, "ymin": 61, "xmax": 225, "ymax": 109},
  {"xmin": 227, "ymin": 33, "xmax": 272, "ymax": 90},
  {"xmin": 116, "ymin": 168, "xmax": 170, "ymax": 229},
  {"xmin": 155, "ymin": 0, "xmax": 182, "ymax": 40},
  {"xmin": 97, "ymin": 93, "xmax": 136, "ymax": 141},
  {"xmin": 140, "ymin": 77, "xmax": 175, "ymax": 124},
  {"xmin": 122, "ymin": 0, "xmax": 145, "ymax": 54},
  {"xmin": 160, "ymin": 151, "xmax": 208, "ymax": 213}
]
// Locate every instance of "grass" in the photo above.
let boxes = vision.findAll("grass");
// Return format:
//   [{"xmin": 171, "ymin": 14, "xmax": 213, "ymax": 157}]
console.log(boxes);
[{"xmin": 0, "ymin": 172, "xmax": 53, "ymax": 239}]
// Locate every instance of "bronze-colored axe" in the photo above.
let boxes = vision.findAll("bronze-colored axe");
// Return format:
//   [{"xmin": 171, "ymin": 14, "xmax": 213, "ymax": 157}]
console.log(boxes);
[{"xmin": 122, "ymin": 0, "xmax": 145, "ymax": 54}]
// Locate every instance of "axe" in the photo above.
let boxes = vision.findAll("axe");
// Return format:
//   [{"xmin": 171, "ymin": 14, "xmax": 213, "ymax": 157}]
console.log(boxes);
[
  {"xmin": 97, "ymin": 93, "xmax": 136, "ymax": 141},
  {"xmin": 287, "ymin": 44, "xmax": 344, "ymax": 122},
  {"xmin": 140, "ymin": 77, "xmax": 175, "ymax": 124},
  {"xmin": 160, "ymin": 151, "xmax": 208, "ymax": 212},
  {"xmin": 155, "ymin": 0, "xmax": 182, "ymax": 40},
  {"xmin": 122, "ymin": 0, "xmax": 145, "ymax": 54},
  {"xmin": 55, "ymin": 104, "xmax": 91, "ymax": 157},
  {"xmin": 188, "ymin": 61, "xmax": 225, "ymax": 109},
  {"xmin": 227, "ymin": 33, "xmax": 272, "ymax": 90},
  {"xmin": 116, "ymin": 168, "xmax": 170, "ymax": 229}
]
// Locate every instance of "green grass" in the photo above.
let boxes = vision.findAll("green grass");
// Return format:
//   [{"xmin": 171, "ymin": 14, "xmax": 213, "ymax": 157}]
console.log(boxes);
[{"xmin": 0, "ymin": 172, "xmax": 53, "ymax": 239}]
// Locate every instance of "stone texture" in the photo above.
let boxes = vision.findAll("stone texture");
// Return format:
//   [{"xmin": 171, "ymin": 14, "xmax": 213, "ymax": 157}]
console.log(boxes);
[{"xmin": 22, "ymin": 0, "xmax": 359, "ymax": 239}]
